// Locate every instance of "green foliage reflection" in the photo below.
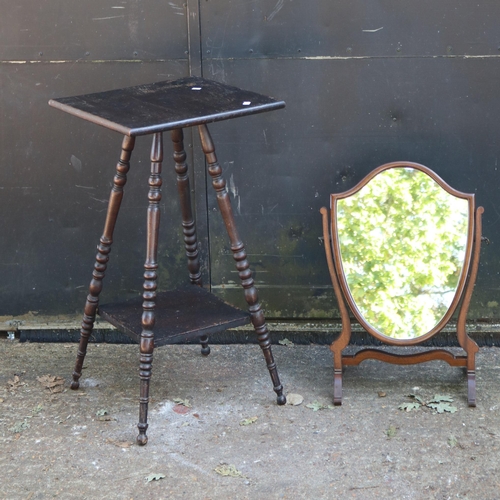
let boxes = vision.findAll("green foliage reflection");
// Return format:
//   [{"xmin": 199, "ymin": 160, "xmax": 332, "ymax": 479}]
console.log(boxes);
[{"xmin": 336, "ymin": 168, "xmax": 468, "ymax": 339}]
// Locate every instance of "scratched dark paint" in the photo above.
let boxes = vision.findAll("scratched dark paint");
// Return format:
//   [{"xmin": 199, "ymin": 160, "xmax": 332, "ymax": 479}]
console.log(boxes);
[{"xmin": 1, "ymin": 1, "xmax": 500, "ymax": 322}]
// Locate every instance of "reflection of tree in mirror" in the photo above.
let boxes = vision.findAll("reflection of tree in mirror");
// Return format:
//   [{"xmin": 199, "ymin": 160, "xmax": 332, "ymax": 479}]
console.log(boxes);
[{"xmin": 337, "ymin": 167, "xmax": 469, "ymax": 339}]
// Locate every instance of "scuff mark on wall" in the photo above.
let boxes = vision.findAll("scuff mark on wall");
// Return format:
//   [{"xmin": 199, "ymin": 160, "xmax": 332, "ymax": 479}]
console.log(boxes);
[
  {"xmin": 267, "ymin": 0, "xmax": 285, "ymax": 22},
  {"xmin": 92, "ymin": 16, "xmax": 125, "ymax": 21},
  {"xmin": 168, "ymin": 2, "xmax": 185, "ymax": 15},
  {"xmin": 70, "ymin": 155, "xmax": 82, "ymax": 172},
  {"xmin": 228, "ymin": 173, "xmax": 241, "ymax": 215}
]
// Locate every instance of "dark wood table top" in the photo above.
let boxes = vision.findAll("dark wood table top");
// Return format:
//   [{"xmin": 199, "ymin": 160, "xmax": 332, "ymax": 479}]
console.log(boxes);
[{"xmin": 49, "ymin": 76, "xmax": 285, "ymax": 137}]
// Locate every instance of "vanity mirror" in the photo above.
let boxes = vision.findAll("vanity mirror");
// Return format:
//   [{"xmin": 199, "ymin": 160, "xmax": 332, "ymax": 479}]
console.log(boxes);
[{"xmin": 320, "ymin": 162, "xmax": 483, "ymax": 406}]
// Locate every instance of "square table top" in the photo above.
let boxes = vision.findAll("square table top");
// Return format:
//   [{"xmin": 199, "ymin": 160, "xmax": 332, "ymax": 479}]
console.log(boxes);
[{"xmin": 49, "ymin": 76, "xmax": 285, "ymax": 137}]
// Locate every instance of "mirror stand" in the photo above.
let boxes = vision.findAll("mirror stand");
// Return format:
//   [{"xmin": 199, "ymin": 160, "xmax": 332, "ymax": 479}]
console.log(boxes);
[{"xmin": 321, "ymin": 162, "xmax": 484, "ymax": 407}]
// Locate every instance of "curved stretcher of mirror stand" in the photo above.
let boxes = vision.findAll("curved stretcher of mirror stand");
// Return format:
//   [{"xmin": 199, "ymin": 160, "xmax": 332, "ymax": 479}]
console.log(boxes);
[{"xmin": 321, "ymin": 162, "xmax": 483, "ymax": 407}]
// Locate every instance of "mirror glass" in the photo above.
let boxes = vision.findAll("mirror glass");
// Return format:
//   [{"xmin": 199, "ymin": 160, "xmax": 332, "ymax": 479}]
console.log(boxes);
[{"xmin": 336, "ymin": 167, "xmax": 469, "ymax": 340}]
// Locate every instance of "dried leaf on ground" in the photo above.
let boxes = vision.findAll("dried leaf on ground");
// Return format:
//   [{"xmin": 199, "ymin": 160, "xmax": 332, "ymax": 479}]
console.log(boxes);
[
  {"xmin": 399, "ymin": 402, "xmax": 421, "ymax": 412},
  {"xmin": 145, "ymin": 473, "xmax": 165, "ymax": 483},
  {"xmin": 427, "ymin": 402, "xmax": 457, "ymax": 414},
  {"xmin": 214, "ymin": 464, "xmax": 244, "ymax": 478},
  {"xmin": 278, "ymin": 338, "xmax": 294, "ymax": 347},
  {"xmin": 378, "ymin": 391, "xmax": 387, "ymax": 398},
  {"xmin": 306, "ymin": 401, "xmax": 333, "ymax": 412},
  {"xmin": 448, "ymin": 435, "xmax": 458, "ymax": 447},
  {"xmin": 37, "ymin": 375, "xmax": 65, "ymax": 393},
  {"xmin": 106, "ymin": 438, "xmax": 132, "ymax": 448},
  {"xmin": 32, "ymin": 404, "xmax": 43, "ymax": 415},
  {"xmin": 399, "ymin": 393, "xmax": 457, "ymax": 414},
  {"xmin": 431, "ymin": 394, "xmax": 454, "ymax": 403},
  {"xmin": 173, "ymin": 398, "xmax": 192, "ymax": 407},
  {"xmin": 173, "ymin": 404, "xmax": 191, "ymax": 415},
  {"xmin": 95, "ymin": 408, "xmax": 115, "ymax": 421},
  {"xmin": 408, "ymin": 394, "xmax": 425, "ymax": 405},
  {"xmin": 0, "ymin": 398, "xmax": 4, "ymax": 403},
  {"xmin": 240, "ymin": 416, "xmax": 258, "ymax": 426},
  {"xmin": 386, "ymin": 425, "xmax": 398, "ymax": 438},
  {"xmin": 287, "ymin": 393, "xmax": 304, "ymax": 406},
  {"xmin": 10, "ymin": 420, "xmax": 30, "ymax": 433},
  {"xmin": 8, "ymin": 375, "xmax": 25, "ymax": 391}
]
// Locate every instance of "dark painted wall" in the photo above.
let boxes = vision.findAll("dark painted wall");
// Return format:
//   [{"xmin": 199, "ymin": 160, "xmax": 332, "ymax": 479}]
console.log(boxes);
[
  {"xmin": 1, "ymin": 1, "xmax": 500, "ymax": 322},
  {"xmin": 1, "ymin": 1, "xmax": 191, "ymax": 315}
]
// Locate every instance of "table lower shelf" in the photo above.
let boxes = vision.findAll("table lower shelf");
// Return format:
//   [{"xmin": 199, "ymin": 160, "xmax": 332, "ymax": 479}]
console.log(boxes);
[{"xmin": 98, "ymin": 285, "xmax": 250, "ymax": 347}]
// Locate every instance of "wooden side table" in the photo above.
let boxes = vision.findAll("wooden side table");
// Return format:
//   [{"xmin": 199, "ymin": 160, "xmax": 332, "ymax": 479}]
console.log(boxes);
[{"xmin": 49, "ymin": 77, "xmax": 286, "ymax": 445}]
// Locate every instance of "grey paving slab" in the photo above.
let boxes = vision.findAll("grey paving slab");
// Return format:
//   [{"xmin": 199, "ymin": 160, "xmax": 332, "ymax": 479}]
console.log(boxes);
[{"xmin": 1, "ymin": 340, "xmax": 500, "ymax": 499}]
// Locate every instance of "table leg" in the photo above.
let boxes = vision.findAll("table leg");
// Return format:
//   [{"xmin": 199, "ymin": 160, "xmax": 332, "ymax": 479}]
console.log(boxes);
[
  {"xmin": 137, "ymin": 132, "xmax": 163, "ymax": 445},
  {"xmin": 71, "ymin": 135, "xmax": 135, "ymax": 390},
  {"xmin": 171, "ymin": 128, "xmax": 210, "ymax": 355},
  {"xmin": 171, "ymin": 128, "xmax": 202, "ymax": 285},
  {"xmin": 198, "ymin": 124, "xmax": 286, "ymax": 405}
]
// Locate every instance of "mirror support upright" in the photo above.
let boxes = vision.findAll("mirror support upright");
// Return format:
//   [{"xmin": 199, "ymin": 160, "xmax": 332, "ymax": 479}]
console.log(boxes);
[{"xmin": 321, "ymin": 162, "xmax": 483, "ymax": 407}]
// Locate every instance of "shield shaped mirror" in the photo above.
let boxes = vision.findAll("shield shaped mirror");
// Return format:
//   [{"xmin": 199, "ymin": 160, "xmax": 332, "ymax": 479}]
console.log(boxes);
[
  {"xmin": 321, "ymin": 162, "xmax": 483, "ymax": 407},
  {"xmin": 334, "ymin": 166, "xmax": 471, "ymax": 341}
]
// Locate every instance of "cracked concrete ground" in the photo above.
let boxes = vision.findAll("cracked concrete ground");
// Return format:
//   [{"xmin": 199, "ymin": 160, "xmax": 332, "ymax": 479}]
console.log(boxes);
[{"xmin": 1, "ymin": 338, "xmax": 500, "ymax": 499}]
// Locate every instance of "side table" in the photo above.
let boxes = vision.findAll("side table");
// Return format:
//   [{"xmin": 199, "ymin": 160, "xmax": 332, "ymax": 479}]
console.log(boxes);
[{"xmin": 49, "ymin": 77, "xmax": 286, "ymax": 445}]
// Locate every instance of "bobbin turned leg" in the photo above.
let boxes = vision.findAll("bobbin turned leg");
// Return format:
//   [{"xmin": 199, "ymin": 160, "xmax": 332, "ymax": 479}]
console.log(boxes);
[
  {"xmin": 170, "ymin": 129, "xmax": 210, "ymax": 355},
  {"xmin": 198, "ymin": 124, "xmax": 286, "ymax": 405},
  {"xmin": 137, "ymin": 133, "xmax": 163, "ymax": 446},
  {"xmin": 71, "ymin": 135, "xmax": 135, "ymax": 390}
]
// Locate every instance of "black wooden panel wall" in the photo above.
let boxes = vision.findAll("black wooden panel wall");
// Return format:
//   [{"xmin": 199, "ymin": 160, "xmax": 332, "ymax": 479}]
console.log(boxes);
[
  {"xmin": 0, "ymin": 2, "xmax": 190, "ymax": 315},
  {"xmin": 1, "ymin": 1, "xmax": 499, "ymax": 323},
  {"xmin": 200, "ymin": 1, "xmax": 500, "ymax": 320}
]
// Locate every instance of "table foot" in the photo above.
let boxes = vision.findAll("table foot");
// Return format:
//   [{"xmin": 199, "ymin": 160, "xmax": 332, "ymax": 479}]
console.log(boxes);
[
  {"xmin": 70, "ymin": 378, "xmax": 80, "ymax": 390},
  {"xmin": 137, "ymin": 423, "xmax": 148, "ymax": 446},
  {"xmin": 200, "ymin": 335, "xmax": 211, "ymax": 356}
]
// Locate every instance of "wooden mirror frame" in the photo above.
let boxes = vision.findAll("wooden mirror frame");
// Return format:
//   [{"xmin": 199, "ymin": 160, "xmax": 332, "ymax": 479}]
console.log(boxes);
[{"xmin": 320, "ymin": 162, "xmax": 484, "ymax": 407}]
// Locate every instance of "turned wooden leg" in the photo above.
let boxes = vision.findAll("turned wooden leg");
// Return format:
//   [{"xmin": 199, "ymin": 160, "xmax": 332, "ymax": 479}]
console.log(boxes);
[
  {"xmin": 137, "ymin": 132, "xmax": 163, "ymax": 446},
  {"xmin": 171, "ymin": 128, "xmax": 202, "ymax": 285},
  {"xmin": 171, "ymin": 129, "xmax": 210, "ymax": 355},
  {"xmin": 198, "ymin": 124, "xmax": 285, "ymax": 405},
  {"xmin": 199, "ymin": 334, "xmax": 211, "ymax": 356},
  {"xmin": 71, "ymin": 135, "xmax": 135, "ymax": 390}
]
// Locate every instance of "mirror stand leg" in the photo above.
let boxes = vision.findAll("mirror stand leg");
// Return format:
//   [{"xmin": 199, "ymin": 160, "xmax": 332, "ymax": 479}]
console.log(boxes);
[
  {"xmin": 71, "ymin": 135, "xmax": 135, "ymax": 390},
  {"xmin": 331, "ymin": 349, "xmax": 344, "ymax": 405},
  {"xmin": 467, "ymin": 370, "xmax": 476, "ymax": 407},
  {"xmin": 333, "ymin": 368, "xmax": 343, "ymax": 405}
]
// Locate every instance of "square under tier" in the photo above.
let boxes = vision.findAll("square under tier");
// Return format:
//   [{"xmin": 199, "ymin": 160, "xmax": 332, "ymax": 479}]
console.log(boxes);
[{"xmin": 99, "ymin": 285, "xmax": 250, "ymax": 347}]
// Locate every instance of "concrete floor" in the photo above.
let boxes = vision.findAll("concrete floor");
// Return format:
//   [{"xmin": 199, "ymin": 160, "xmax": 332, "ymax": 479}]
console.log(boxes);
[{"xmin": 1, "ymin": 338, "xmax": 500, "ymax": 499}]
